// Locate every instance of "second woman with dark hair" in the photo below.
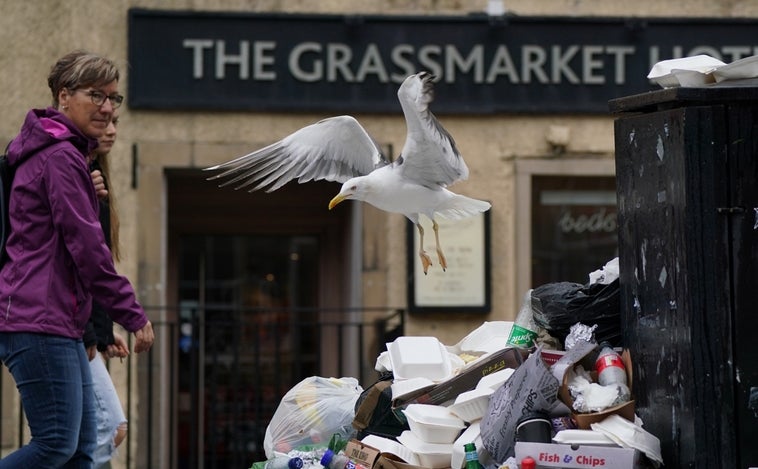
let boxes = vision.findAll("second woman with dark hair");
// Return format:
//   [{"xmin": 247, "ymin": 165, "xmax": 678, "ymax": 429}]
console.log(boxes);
[{"xmin": 84, "ymin": 110, "xmax": 131, "ymax": 467}]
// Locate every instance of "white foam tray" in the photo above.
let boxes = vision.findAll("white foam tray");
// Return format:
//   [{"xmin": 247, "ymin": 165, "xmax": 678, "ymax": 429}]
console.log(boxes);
[{"xmin": 387, "ymin": 337, "xmax": 453, "ymax": 381}]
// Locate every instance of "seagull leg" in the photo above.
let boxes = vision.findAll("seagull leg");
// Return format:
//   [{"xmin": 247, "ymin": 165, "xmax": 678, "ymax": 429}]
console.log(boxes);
[
  {"xmin": 432, "ymin": 220, "xmax": 447, "ymax": 272},
  {"xmin": 416, "ymin": 223, "xmax": 433, "ymax": 274}
]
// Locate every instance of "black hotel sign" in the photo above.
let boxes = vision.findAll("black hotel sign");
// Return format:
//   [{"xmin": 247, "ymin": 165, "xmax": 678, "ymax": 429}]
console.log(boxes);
[{"xmin": 128, "ymin": 9, "xmax": 758, "ymax": 114}]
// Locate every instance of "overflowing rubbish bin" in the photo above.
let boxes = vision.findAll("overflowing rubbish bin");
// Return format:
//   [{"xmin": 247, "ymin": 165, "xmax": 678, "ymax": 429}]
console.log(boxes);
[{"xmin": 251, "ymin": 261, "xmax": 669, "ymax": 469}]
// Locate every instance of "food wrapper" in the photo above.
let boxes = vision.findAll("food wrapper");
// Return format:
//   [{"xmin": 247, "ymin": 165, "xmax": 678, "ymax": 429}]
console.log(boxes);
[{"xmin": 480, "ymin": 347, "xmax": 560, "ymax": 462}]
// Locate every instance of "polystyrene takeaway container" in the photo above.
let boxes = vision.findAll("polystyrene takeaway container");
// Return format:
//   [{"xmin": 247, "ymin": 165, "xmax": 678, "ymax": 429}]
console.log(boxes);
[
  {"xmin": 397, "ymin": 431, "xmax": 453, "ymax": 469},
  {"xmin": 403, "ymin": 404, "xmax": 465, "ymax": 443},
  {"xmin": 448, "ymin": 387, "xmax": 492, "ymax": 423},
  {"xmin": 387, "ymin": 337, "xmax": 453, "ymax": 381}
]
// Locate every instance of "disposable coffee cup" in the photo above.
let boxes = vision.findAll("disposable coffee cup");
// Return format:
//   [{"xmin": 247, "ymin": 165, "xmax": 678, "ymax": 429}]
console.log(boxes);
[{"xmin": 516, "ymin": 414, "xmax": 552, "ymax": 443}]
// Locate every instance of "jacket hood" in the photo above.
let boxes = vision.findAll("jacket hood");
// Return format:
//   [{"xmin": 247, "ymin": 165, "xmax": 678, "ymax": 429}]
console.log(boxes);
[{"xmin": 7, "ymin": 107, "xmax": 97, "ymax": 167}]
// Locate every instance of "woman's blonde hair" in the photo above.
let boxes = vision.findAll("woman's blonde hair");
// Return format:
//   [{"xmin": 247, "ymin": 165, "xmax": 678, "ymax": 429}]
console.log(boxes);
[
  {"xmin": 98, "ymin": 151, "xmax": 121, "ymax": 262},
  {"xmin": 94, "ymin": 114, "xmax": 122, "ymax": 262}
]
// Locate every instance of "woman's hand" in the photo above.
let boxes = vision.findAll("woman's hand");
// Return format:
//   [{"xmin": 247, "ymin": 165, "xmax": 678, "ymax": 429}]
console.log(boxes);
[
  {"xmin": 134, "ymin": 321, "xmax": 155, "ymax": 353},
  {"xmin": 86, "ymin": 344, "xmax": 98, "ymax": 361},
  {"xmin": 91, "ymin": 169, "xmax": 108, "ymax": 200},
  {"xmin": 104, "ymin": 332, "xmax": 130, "ymax": 359}
]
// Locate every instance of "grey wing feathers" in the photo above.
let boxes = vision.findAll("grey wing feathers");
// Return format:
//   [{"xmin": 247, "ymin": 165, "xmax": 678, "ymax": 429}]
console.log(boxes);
[
  {"xmin": 396, "ymin": 72, "xmax": 469, "ymax": 189},
  {"xmin": 205, "ymin": 116, "xmax": 389, "ymax": 192},
  {"xmin": 417, "ymin": 109, "xmax": 467, "ymax": 184}
]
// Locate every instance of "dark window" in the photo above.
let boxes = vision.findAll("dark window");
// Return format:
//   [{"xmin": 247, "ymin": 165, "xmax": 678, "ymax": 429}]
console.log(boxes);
[{"xmin": 531, "ymin": 175, "xmax": 618, "ymax": 286}]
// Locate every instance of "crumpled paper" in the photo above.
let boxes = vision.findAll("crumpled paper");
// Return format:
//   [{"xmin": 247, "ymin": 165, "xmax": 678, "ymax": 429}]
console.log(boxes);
[
  {"xmin": 480, "ymin": 347, "xmax": 560, "ymax": 463},
  {"xmin": 567, "ymin": 365, "xmax": 631, "ymax": 413},
  {"xmin": 591, "ymin": 415, "xmax": 664, "ymax": 467},
  {"xmin": 588, "ymin": 257, "xmax": 619, "ymax": 285}
]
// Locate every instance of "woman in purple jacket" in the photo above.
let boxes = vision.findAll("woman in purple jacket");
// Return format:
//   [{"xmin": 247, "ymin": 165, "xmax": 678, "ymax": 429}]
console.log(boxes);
[{"xmin": 0, "ymin": 51, "xmax": 154, "ymax": 467}]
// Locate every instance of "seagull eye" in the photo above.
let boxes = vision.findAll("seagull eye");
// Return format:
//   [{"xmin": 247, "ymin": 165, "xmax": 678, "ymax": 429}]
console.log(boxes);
[{"xmin": 351, "ymin": 185, "xmax": 357, "ymax": 191}]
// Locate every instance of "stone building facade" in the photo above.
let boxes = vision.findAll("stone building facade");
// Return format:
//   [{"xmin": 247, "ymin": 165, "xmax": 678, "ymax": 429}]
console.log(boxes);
[{"xmin": 1, "ymin": 1, "xmax": 756, "ymax": 467}]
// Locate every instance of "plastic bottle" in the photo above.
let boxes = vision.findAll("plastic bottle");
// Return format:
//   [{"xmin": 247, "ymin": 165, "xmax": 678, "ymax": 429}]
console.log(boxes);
[
  {"xmin": 320, "ymin": 449, "xmax": 367, "ymax": 469},
  {"xmin": 594, "ymin": 342, "xmax": 627, "ymax": 386},
  {"xmin": 520, "ymin": 456, "xmax": 536, "ymax": 469},
  {"xmin": 296, "ymin": 448, "xmax": 329, "ymax": 468},
  {"xmin": 506, "ymin": 289, "xmax": 539, "ymax": 348},
  {"xmin": 328, "ymin": 431, "xmax": 349, "ymax": 453},
  {"xmin": 463, "ymin": 442, "xmax": 482, "ymax": 469},
  {"xmin": 264, "ymin": 456, "xmax": 304, "ymax": 469}
]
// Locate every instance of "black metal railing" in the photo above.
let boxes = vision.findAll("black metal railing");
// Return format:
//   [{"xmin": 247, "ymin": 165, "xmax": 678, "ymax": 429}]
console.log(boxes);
[{"xmin": 1, "ymin": 306, "xmax": 404, "ymax": 469}]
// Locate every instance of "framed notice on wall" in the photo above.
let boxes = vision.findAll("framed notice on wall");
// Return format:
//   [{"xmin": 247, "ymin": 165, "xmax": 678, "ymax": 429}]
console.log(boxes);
[{"xmin": 407, "ymin": 210, "xmax": 491, "ymax": 314}]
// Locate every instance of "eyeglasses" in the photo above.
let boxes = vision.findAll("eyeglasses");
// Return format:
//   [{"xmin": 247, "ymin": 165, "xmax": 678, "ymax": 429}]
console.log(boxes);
[{"xmin": 80, "ymin": 89, "xmax": 124, "ymax": 109}]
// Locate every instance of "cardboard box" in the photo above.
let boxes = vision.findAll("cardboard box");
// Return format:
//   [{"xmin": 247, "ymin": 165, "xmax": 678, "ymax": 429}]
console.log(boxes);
[
  {"xmin": 515, "ymin": 442, "xmax": 643, "ymax": 469},
  {"xmin": 345, "ymin": 439, "xmax": 382, "ymax": 469},
  {"xmin": 392, "ymin": 347, "xmax": 525, "ymax": 413},
  {"xmin": 375, "ymin": 453, "xmax": 452, "ymax": 469},
  {"xmin": 540, "ymin": 349, "xmax": 566, "ymax": 367},
  {"xmin": 557, "ymin": 348, "xmax": 635, "ymax": 430}
]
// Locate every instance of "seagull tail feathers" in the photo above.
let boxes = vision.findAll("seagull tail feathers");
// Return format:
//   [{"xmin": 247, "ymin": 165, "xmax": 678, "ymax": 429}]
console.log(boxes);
[{"xmin": 435, "ymin": 194, "xmax": 491, "ymax": 221}]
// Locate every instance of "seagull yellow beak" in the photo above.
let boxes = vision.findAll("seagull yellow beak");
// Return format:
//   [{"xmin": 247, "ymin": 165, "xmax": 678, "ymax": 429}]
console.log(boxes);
[{"xmin": 329, "ymin": 193, "xmax": 348, "ymax": 210}]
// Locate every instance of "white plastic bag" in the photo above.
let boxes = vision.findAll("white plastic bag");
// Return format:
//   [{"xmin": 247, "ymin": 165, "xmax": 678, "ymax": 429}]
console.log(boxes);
[{"xmin": 263, "ymin": 376, "xmax": 363, "ymax": 458}]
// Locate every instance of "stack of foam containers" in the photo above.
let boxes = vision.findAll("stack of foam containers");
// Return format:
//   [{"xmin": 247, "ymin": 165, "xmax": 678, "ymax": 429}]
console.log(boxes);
[
  {"xmin": 384, "ymin": 329, "xmax": 518, "ymax": 469},
  {"xmin": 448, "ymin": 367, "xmax": 514, "ymax": 468},
  {"xmin": 398, "ymin": 404, "xmax": 465, "ymax": 468},
  {"xmin": 385, "ymin": 337, "xmax": 461, "ymax": 468}
]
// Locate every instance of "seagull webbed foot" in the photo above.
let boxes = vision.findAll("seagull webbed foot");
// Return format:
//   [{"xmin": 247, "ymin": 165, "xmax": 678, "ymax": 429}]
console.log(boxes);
[
  {"xmin": 436, "ymin": 249, "xmax": 447, "ymax": 272},
  {"xmin": 419, "ymin": 250, "xmax": 433, "ymax": 275},
  {"xmin": 432, "ymin": 219, "xmax": 447, "ymax": 272},
  {"xmin": 416, "ymin": 222, "xmax": 433, "ymax": 274}
]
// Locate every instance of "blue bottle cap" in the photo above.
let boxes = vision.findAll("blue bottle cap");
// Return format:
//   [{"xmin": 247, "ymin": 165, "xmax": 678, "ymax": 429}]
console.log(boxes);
[
  {"xmin": 289, "ymin": 458, "xmax": 304, "ymax": 469},
  {"xmin": 320, "ymin": 449, "xmax": 335, "ymax": 467}
]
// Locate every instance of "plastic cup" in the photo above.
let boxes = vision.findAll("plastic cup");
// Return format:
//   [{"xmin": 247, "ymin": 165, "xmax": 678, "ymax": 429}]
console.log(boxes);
[{"xmin": 515, "ymin": 413, "xmax": 552, "ymax": 443}]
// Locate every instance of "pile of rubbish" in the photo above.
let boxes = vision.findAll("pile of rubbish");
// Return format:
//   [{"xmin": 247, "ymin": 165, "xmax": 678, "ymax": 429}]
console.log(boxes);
[{"xmin": 253, "ymin": 258, "xmax": 663, "ymax": 469}]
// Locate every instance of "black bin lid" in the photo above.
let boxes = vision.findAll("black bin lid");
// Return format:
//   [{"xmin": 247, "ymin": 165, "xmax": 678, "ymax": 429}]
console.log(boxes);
[{"xmin": 609, "ymin": 79, "xmax": 758, "ymax": 114}]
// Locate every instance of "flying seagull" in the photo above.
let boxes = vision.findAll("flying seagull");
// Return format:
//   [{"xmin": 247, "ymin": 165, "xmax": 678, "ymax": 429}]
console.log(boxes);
[{"xmin": 205, "ymin": 72, "xmax": 491, "ymax": 274}]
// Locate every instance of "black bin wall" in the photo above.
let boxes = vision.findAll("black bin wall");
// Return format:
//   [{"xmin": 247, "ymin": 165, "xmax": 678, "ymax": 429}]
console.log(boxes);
[{"xmin": 611, "ymin": 87, "xmax": 758, "ymax": 468}]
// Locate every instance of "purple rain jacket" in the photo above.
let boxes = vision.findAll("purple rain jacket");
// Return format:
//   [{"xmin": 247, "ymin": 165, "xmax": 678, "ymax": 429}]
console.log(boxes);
[{"xmin": 0, "ymin": 107, "xmax": 148, "ymax": 339}]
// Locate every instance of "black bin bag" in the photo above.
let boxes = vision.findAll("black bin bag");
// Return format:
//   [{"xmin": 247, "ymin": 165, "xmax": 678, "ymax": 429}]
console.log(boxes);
[
  {"xmin": 352, "ymin": 372, "xmax": 409, "ymax": 440},
  {"xmin": 531, "ymin": 279, "xmax": 620, "ymax": 347}
]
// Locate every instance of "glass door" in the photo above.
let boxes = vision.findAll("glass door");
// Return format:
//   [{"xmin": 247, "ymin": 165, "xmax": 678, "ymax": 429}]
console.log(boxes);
[{"xmin": 176, "ymin": 234, "xmax": 320, "ymax": 469}]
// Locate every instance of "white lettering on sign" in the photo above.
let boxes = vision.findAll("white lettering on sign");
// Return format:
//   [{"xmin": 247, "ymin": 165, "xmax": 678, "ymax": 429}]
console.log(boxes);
[
  {"xmin": 254, "ymin": 41, "xmax": 277, "ymax": 80},
  {"xmin": 558, "ymin": 208, "xmax": 617, "ymax": 234},
  {"xmin": 215, "ymin": 40, "xmax": 249, "ymax": 79},
  {"xmin": 390, "ymin": 44, "xmax": 417, "ymax": 81},
  {"xmin": 289, "ymin": 42, "xmax": 321, "ymax": 81},
  {"xmin": 182, "ymin": 39, "xmax": 758, "ymax": 85},
  {"xmin": 357, "ymin": 44, "xmax": 389, "ymax": 82},
  {"xmin": 183, "ymin": 38, "xmax": 277, "ymax": 80},
  {"xmin": 445, "ymin": 44, "xmax": 484, "ymax": 83},
  {"xmin": 183, "ymin": 39, "xmax": 213, "ymax": 78},
  {"xmin": 552, "ymin": 45, "xmax": 580, "ymax": 84}
]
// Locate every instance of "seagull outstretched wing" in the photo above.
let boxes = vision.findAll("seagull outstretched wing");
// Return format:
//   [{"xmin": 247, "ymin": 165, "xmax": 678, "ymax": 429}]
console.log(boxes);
[
  {"xmin": 395, "ymin": 71, "xmax": 469, "ymax": 189},
  {"xmin": 205, "ymin": 115, "xmax": 389, "ymax": 192}
]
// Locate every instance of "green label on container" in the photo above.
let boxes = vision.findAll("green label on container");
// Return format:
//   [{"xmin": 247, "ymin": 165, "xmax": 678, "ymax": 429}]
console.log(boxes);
[{"xmin": 506, "ymin": 324, "xmax": 538, "ymax": 347}]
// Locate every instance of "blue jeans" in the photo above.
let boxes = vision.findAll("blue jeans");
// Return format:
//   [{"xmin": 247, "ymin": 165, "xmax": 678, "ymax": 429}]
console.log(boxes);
[
  {"xmin": 89, "ymin": 354, "xmax": 127, "ymax": 468},
  {"xmin": 0, "ymin": 332, "xmax": 96, "ymax": 468}
]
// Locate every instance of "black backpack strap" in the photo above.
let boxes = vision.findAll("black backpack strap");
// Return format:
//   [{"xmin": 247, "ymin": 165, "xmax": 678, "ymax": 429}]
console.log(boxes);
[{"xmin": 0, "ymin": 142, "xmax": 15, "ymax": 266}]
